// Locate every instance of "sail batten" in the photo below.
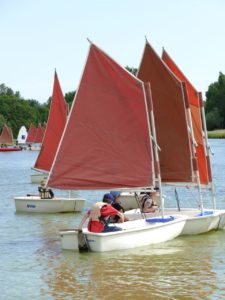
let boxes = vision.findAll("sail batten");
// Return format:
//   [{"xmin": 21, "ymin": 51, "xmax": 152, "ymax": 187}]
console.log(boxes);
[{"xmin": 48, "ymin": 43, "xmax": 155, "ymax": 190}]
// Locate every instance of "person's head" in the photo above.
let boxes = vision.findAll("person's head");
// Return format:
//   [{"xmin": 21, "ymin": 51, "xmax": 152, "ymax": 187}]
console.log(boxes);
[
  {"xmin": 40, "ymin": 180, "xmax": 46, "ymax": 187},
  {"xmin": 102, "ymin": 193, "xmax": 114, "ymax": 204},
  {"xmin": 110, "ymin": 191, "xmax": 121, "ymax": 203}
]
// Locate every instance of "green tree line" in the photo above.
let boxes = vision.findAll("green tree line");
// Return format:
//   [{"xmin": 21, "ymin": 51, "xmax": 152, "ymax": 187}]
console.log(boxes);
[
  {"xmin": 0, "ymin": 69, "xmax": 224, "ymax": 138},
  {"xmin": 205, "ymin": 72, "xmax": 225, "ymax": 130},
  {"xmin": 0, "ymin": 84, "xmax": 76, "ymax": 138}
]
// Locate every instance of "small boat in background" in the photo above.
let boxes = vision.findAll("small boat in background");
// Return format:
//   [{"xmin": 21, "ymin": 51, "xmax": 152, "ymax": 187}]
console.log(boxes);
[
  {"xmin": 30, "ymin": 71, "xmax": 68, "ymax": 184},
  {"xmin": 17, "ymin": 126, "xmax": 28, "ymax": 145},
  {"xmin": 0, "ymin": 124, "xmax": 22, "ymax": 152},
  {"xmin": 0, "ymin": 146, "xmax": 22, "ymax": 152},
  {"xmin": 14, "ymin": 71, "xmax": 85, "ymax": 213}
]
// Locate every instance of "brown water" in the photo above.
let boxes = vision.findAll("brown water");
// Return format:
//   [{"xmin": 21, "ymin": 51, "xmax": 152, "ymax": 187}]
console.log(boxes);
[{"xmin": 1, "ymin": 139, "xmax": 225, "ymax": 299}]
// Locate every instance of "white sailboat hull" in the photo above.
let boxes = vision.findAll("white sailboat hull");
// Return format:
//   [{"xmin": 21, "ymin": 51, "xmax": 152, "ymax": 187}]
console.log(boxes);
[
  {"xmin": 30, "ymin": 173, "xmax": 49, "ymax": 184},
  {"xmin": 60, "ymin": 215, "xmax": 187, "ymax": 252},
  {"xmin": 125, "ymin": 208, "xmax": 225, "ymax": 235},
  {"xmin": 14, "ymin": 196, "xmax": 85, "ymax": 213}
]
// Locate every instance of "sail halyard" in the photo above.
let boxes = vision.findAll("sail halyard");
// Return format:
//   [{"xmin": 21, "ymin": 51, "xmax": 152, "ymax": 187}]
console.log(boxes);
[
  {"xmin": 137, "ymin": 40, "xmax": 194, "ymax": 184},
  {"xmin": 34, "ymin": 71, "xmax": 68, "ymax": 172},
  {"xmin": 47, "ymin": 43, "xmax": 155, "ymax": 190}
]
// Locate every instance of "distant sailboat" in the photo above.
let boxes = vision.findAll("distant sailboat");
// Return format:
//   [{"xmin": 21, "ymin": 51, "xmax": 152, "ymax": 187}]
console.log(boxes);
[
  {"xmin": 0, "ymin": 124, "xmax": 22, "ymax": 151},
  {"xmin": 14, "ymin": 71, "xmax": 85, "ymax": 213},
  {"xmin": 47, "ymin": 42, "xmax": 187, "ymax": 252},
  {"xmin": 31, "ymin": 71, "xmax": 69, "ymax": 183},
  {"xmin": 29, "ymin": 123, "xmax": 44, "ymax": 151},
  {"xmin": 26, "ymin": 123, "xmax": 36, "ymax": 143},
  {"xmin": 17, "ymin": 126, "xmax": 27, "ymax": 144},
  {"xmin": 125, "ymin": 40, "xmax": 225, "ymax": 234},
  {"xmin": 26, "ymin": 123, "xmax": 37, "ymax": 150}
]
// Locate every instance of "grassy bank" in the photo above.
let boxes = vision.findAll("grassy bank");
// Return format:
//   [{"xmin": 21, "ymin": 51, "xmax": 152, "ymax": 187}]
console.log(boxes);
[{"xmin": 207, "ymin": 129, "xmax": 225, "ymax": 139}]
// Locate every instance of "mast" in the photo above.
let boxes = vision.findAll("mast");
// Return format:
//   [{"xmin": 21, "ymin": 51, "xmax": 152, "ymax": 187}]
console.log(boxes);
[
  {"xmin": 144, "ymin": 82, "xmax": 164, "ymax": 217},
  {"xmin": 182, "ymin": 82, "xmax": 203, "ymax": 213},
  {"xmin": 198, "ymin": 92, "xmax": 216, "ymax": 209}
]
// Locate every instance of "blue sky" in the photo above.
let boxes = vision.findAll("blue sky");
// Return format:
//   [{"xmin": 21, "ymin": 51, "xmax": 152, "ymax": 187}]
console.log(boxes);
[{"xmin": 1, "ymin": 0, "xmax": 225, "ymax": 103}]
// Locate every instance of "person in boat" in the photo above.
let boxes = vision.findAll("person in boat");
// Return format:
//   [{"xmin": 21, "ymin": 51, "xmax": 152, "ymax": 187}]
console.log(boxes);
[
  {"xmin": 38, "ymin": 180, "xmax": 55, "ymax": 199},
  {"xmin": 140, "ymin": 191, "xmax": 159, "ymax": 213},
  {"xmin": 78, "ymin": 194, "xmax": 124, "ymax": 233},
  {"xmin": 109, "ymin": 191, "xmax": 129, "ymax": 223},
  {"xmin": 110, "ymin": 191, "xmax": 125, "ymax": 212}
]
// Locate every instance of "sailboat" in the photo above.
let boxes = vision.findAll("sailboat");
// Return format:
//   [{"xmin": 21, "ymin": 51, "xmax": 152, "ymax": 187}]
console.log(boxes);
[
  {"xmin": 17, "ymin": 126, "xmax": 28, "ymax": 145},
  {"xmin": 47, "ymin": 41, "xmax": 187, "ymax": 252},
  {"xmin": 31, "ymin": 71, "xmax": 68, "ymax": 184},
  {"xmin": 0, "ymin": 124, "xmax": 22, "ymax": 151},
  {"xmin": 125, "ymin": 40, "xmax": 225, "ymax": 234},
  {"xmin": 30, "ymin": 124, "xmax": 48, "ymax": 183},
  {"xmin": 29, "ymin": 123, "xmax": 44, "ymax": 151},
  {"xmin": 14, "ymin": 71, "xmax": 85, "ymax": 213},
  {"xmin": 26, "ymin": 123, "xmax": 37, "ymax": 150}
]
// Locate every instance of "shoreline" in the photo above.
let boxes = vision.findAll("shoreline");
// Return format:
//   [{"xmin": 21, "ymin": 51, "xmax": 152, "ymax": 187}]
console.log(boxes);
[{"xmin": 208, "ymin": 129, "xmax": 225, "ymax": 139}]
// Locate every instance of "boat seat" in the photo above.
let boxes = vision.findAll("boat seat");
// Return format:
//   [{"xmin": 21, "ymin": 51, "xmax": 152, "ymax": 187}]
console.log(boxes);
[
  {"xmin": 145, "ymin": 216, "xmax": 175, "ymax": 223},
  {"xmin": 195, "ymin": 211, "xmax": 214, "ymax": 217}
]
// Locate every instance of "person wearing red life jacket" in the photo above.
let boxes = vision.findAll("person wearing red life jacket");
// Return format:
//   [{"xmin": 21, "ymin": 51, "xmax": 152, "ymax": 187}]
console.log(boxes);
[{"xmin": 78, "ymin": 193, "xmax": 124, "ymax": 233}]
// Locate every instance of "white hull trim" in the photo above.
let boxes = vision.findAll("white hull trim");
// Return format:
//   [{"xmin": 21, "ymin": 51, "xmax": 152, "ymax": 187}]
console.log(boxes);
[
  {"xmin": 60, "ymin": 215, "xmax": 187, "ymax": 252},
  {"xmin": 14, "ymin": 196, "xmax": 85, "ymax": 213},
  {"xmin": 125, "ymin": 208, "xmax": 225, "ymax": 235}
]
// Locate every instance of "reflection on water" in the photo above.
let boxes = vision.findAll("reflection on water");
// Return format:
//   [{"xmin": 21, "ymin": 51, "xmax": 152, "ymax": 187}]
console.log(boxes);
[
  {"xmin": 0, "ymin": 141, "xmax": 225, "ymax": 299},
  {"xmin": 35, "ymin": 231, "xmax": 225, "ymax": 300}
]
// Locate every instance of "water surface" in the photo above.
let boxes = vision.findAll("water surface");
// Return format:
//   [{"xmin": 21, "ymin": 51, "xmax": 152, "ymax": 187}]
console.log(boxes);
[{"xmin": 0, "ymin": 140, "xmax": 225, "ymax": 299}]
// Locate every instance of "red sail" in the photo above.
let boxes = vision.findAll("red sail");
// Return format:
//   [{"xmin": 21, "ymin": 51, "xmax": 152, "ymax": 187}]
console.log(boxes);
[
  {"xmin": 162, "ymin": 49, "xmax": 209, "ymax": 185},
  {"xmin": 137, "ymin": 41, "xmax": 193, "ymax": 183},
  {"xmin": 34, "ymin": 71, "xmax": 68, "ymax": 172},
  {"xmin": 26, "ymin": 124, "xmax": 37, "ymax": 143},
  {"xmin": 48, "ymin": 43, "xmax": 155, "ymax": 190},
  {"xmin": 34, "ymin": 124, "xmax": 44, "ymax": 143},
  {"xmin": 0, "ymin": 124, "xmax": 13, "ymax": 144}
]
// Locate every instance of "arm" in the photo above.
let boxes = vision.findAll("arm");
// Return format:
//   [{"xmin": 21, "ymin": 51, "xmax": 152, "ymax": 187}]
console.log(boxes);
[
  {"xmin": 116, "ymin": 211, "xmax": 124, "ymax": 223},
  {"xmin": 78, "ymin": 211, "xmax": 89, "ymax": 231}
]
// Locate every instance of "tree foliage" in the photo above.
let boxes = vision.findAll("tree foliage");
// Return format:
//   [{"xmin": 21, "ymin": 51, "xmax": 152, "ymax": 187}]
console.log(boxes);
[
  {"xmin": 65, "ymin": 91, "xmax": 76, "ymax": 109},
  {"xmin": 2, "ymin": 67, "xmax": 224, "ymax": 139},
  {"xmin": 125, "ymin": 66, "xmax": 137, "ymax": 76},
  {"xmin": 205, "ymin": 72, "xmax": 225, "ymax": 130},
  {"xmin": 0, "ymin": 84, "xmax": 48, "ymax": 137}
]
